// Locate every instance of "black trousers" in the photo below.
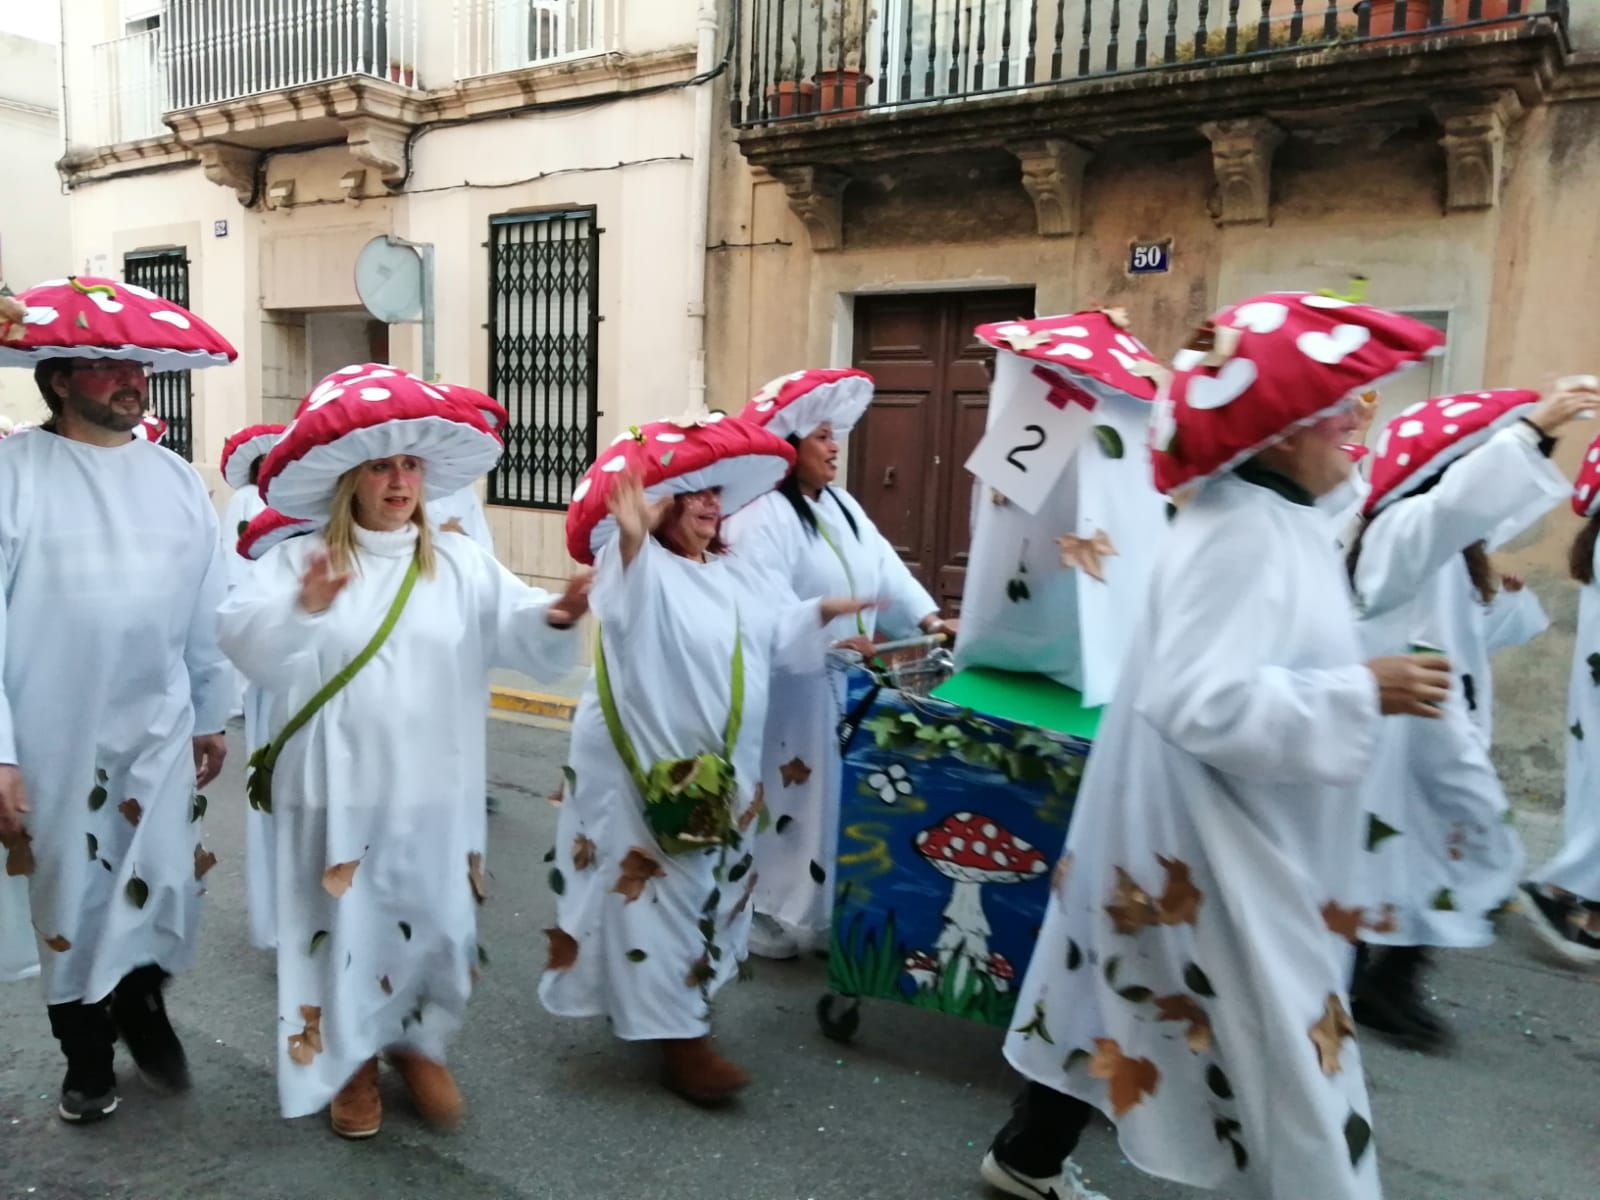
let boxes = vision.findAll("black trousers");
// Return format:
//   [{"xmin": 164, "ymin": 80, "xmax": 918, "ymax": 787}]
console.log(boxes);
[{"xmin": 992, "ymin": 1081, "xmax": 1097, "ymax": 1178}]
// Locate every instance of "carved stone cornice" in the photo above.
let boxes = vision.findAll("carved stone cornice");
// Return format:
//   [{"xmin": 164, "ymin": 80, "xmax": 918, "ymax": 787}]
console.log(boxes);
[
  {"xmin": 197, "ymin": 143, "xmax": 261, "ymax": 206},
  {"xmin": 1432, "ymin": 90, "xmax": 1523, "ymax": 212},
  {"xmin": 1200, "ymin": 117, "xmax": 1285, "ymax": 226},
  {"xmin": 770, "ymin": 165, "xmax": 851, "ymax": 252},
  {"xmin": 340, "ymin": 116, "xmax": 411, "ymax": 188},
  {"xmin": 1008, "ymin": 139, "xmax": 1092, "ymax": 237}
]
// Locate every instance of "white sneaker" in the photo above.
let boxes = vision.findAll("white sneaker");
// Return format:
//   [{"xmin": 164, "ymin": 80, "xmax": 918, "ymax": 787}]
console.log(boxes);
[
  {"xmin": 980, "ymin": 1150, "xmax": 1109, "ymax": 1200},
  {"xmin": 746, "ymin": 912, "xmax": 800, "ymax": 960}
]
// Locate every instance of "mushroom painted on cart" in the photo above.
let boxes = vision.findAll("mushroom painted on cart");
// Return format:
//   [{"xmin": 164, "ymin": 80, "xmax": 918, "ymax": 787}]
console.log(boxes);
[
  {"xmin": 914, "ymin": 812, "xmax": 1047, "ymax": 990},
  {"xmin": 903, "ymin": 948, "xmax": 939, "ymax": 991}
]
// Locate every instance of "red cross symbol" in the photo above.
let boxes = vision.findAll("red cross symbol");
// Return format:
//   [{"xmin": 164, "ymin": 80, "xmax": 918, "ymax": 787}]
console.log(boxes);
[{"xmin": 1032, "ymin": 365, "xmax": 1098, "ymax": 412}]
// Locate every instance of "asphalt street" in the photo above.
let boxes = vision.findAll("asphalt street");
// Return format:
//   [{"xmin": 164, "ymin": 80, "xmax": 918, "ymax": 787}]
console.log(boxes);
[{"xmin": 1, "ymin": 717, "xmax": 1596, "ymax": 1200}]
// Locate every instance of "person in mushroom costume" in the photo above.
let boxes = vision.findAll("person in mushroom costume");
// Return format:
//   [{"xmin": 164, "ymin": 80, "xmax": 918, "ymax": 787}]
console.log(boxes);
[
  {"xmin": 219, "ymin": 424, "xmax": 287, "ymax": 717},
  {"xmin": 424, "ymin": 392, "xmax": 506, "ymax": 553},
  {"xmin": 984, "ymin": 293, "xmax": 1454, "ymax": 1200},
  {"xmin": 1345, "ymin": 382, "xmax": 1596, "ymax": 1046},
  {"xmin": 538, "ymin": 410, "xmax": 869, "ymax": 1104},
  {"xmin": 721, "ymin": 368, "xmax": 950, "ymax": 959},
  {"xmin": 958, "ymin": 309, "xmax": 1170, "ymax": 709},
  {"xmin": 216, "ymin": 364, "xmax": 590, "ymax": 1138},
  {"xmin": 1521, "ymin": 427, "xmax": 1600, "ymax": 963},
  {"xmin": 0, "ymin": 275, "xmax": 237, "ymax": 1125}
]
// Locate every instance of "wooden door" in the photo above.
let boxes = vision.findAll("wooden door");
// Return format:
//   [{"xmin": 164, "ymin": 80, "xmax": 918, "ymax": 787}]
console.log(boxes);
[{"xmin": 849, "ymin": 288, "xmax": 1035, "ymax": 612}]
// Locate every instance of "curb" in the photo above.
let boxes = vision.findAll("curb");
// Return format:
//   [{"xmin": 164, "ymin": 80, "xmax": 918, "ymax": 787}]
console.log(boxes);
[{"xmin": 490, "ymin": 686, "xmax": 577, "ymax": 724}]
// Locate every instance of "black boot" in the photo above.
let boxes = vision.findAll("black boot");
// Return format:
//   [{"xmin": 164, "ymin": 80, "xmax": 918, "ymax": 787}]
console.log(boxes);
[
  {"xmin": 48, "ymin": 1000, "xmax": 119, "ymax": 1124},
  {"xmin": 1351, "ymin": 944, "xmax": 1451, "ymax": 1052},
  {"xmin": 110, "ymin": 964, "xmax": 191, "ymax": 1093},
  {"xmin": 982, "ymin": 1081, "xmax": 1096, "ymax": 1197}
]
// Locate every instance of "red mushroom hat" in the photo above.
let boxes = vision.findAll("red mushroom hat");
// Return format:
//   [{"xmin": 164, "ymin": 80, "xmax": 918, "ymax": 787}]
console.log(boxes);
[
  {"xmin": 913, "ymin": 811, "xmax": 1048, "ymax": 884},
  {"xmin": 738, "ymin": 368, "xmax": 875, "ymax": 439},
  {"xmin": 565, "ymin": 410, "xmax": 795, "ymax": 565},
  {"xmin": 0, "ymin": 276, "xmax": 237, "ymax": 370},
  {"xmin": 1363, "ymin": 389, "xmax": 1540, "ymax": 518},
  {"xmin": 220, "ymin": 423, "xmax": 286, "ymax": 489},
  {"xmin": 132, "ymin": 414, "xmax": 168, "ymax": 444},
  {"xmin": 1152, "ymin": 293, "xmax": 1445, "ymax": 495},
  {"xmin": 1573, "ymin": 431, "xmax": 1600, "ymax": 518},
  {"xmin": 237, "ymin": 507, "xmax": 318, "ymax": 562},
  {"xmin": 975, "ymin": 309, "xmax": 1167, "ymax": 407},
  {"xmin": 259, "ymin": 363, "xmax": 501, "ymax": 521}
]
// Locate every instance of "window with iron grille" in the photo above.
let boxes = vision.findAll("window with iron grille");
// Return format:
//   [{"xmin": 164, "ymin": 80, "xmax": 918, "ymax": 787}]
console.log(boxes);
[
  {"xmin": 123, "ymin": 249, "xmax": 194, "ymax": 462},
  {"xmin": 487, "ymin": 209, "xmax": 600, "ymax": 510}
]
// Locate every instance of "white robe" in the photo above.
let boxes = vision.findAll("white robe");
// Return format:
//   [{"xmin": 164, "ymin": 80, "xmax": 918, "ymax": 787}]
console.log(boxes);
[
  {"xmin": 1005, "ymin": 472, "xmax": 1384, "ymax": 1200},
  {"xmin": 1353, "ymin": 427, "xmax": 1566, "ymax": 948},
  {"xmin": 0, "ymin": 431, "xmax": 230, "ymax": 1003},
  {"xmin": 538, "ymin": 537, "xmax": 826, "ymax": 1040},
  {"xmin": 427, "ymin": 486, "xmax": 495, "ymax": 554},
  {"xmin": 1534, "ymin": 561, "xmax": 1600, "ymax": 902},
  {"xmin": 218, "ymin": 523, "xmax": 576, "ymax": 1118},
  {"xmin": 721, "ymin": 487, "xmax": 936, "ymax": 942}
]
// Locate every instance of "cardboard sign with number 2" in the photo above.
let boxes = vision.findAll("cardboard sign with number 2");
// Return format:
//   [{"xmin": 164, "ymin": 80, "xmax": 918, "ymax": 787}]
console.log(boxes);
[{"xmin": 965, "ymin": 353, "xmax": 1099, "ymax": 514}]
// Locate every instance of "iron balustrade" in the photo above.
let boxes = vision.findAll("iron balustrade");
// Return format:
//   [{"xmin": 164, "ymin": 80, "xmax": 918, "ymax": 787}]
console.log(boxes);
[
  {"xmin": 123, "ymin": 250, "xmax": 195, "ymax": 464},
  {"xmin": 730, "ymin": 0, "xmax": 1571, "ymax": 125}
]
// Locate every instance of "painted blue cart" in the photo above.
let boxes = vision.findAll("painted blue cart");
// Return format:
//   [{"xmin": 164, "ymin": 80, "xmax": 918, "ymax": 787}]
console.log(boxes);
[{"xmin": 818, "ymin": 654, "xmax": 1098, "ymax": 1041}]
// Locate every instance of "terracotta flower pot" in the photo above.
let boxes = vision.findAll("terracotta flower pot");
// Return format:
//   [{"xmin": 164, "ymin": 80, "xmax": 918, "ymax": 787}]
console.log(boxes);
[
  {"xmin": 814, "ymin": 68, "xmax": 871, "ymax": 116},
  {"xmin": 765, "ymin": 80, "xmax": 817, "ymax": 119},
  {"xmin": 1360, "ymin": 0, "xmax": 1519, "ymax": 37}
]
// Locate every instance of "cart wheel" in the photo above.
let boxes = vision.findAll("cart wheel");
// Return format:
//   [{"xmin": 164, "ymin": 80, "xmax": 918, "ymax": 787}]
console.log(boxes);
[{"xmin": 816, "ymin": 993, "xmax": 861, "ymax": 1043}]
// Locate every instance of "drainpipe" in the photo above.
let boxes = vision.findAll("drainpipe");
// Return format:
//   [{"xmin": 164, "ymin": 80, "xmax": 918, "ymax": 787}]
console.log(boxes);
[
  {"xmin": 56, "ymin": 0, "xmax": 71, "ymax": 193},
  {"xmin": 685, "ymin": 0, "xmax": 718, "ymax": 411}
]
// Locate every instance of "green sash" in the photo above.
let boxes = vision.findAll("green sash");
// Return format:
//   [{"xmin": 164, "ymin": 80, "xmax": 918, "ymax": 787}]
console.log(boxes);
[
  {"xmin": 245, "ymin": 555, "xmax": 420, "ymax": 814},
  {"xmin": 594, "ymin": 620, "xmax": 744, "ymax": 856}
]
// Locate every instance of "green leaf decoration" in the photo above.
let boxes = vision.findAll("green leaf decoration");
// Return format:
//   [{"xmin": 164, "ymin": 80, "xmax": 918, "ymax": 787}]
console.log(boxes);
[
  {"xmin": 1104, "ymin": 955, "xmax": 1121, "ymax": 987},
  {"xmin": 1184, "ymin": 962, "xmax": 1216, "ymax": 998},
  {"xmin": 1365, "ymin": 814, "xmax": 1401, "ymax": 852},
  {"xmin": 96, "ymin": 768, "xmax": 108, "ymax": 784},
  {"xmin": 1588, "ymin": 652, "xmax": 1600, "ymax": 686},
  {"xmin": 1093, "ymin": 425, "xmax": 1125, "ymax": 459},
  {"xmin": 1011, "ymin": 1001, "xmax": 1054, "ymax": 1044},
  {"xmin": 1206, "ymin": 1064, "xmax": 1233, "ymax": 1099},
  {"xmin": 1230, "ymin": 1138, "xmax": 1249, "ymax": 1171},
  {"xmin": 1344, "ymin": 1111, "xmax": 1372, "ymax": 1167},
  {"xmin": 809, "ymin": 860, "xmax": 826, "ymax": 885},
  {"xmin": 1006, "ymin": 577, "xmax": 1032, "ymax": 604},
  {"xmin": 549, "ymin": 867, "xmax": 566, "ymax": 896},
  {"xmin": 86, "ymin": 833, "xmax": 98, "ymax": 862},
  {"xmin": 237, "ymin": 519, "xmax": 249, "ymax": 538},
  {"xmin": 698, "ymin": 917, "xmax": 716, "ymax": 940},
  {"xmin": 1063, "ymin": 1048, "xmax": 1091, "ymax": 1073},
  {"xmin": 1213, "ymin": 1116, "xmax": 1242, "ymax": 1141},
  {"xmin": 1164, "ymin": 501, "xmax": 1178, "ymax": 523},
  {"xmin": 88, "ymin": 786, "xmax": 108, "ymax": 812},
  {"xmin": 1066, "ymin": 940, "xmax": 1083, "ymax": 971},
  {"xmin": 101, "ymin": 858, "xmax": 114, "ymax": 873},
  {"xmin": 191, "ymin": 794, "xmax": 208, "ymax": 823},
  {"xmin": 1572, "ymin": 721, "xmax": 1584, "ymax": 741},
  {"xmin": 562, "ymin": 765, "xmax": 577, "ymax": 791},
  {"xmin": 1118, "ymin": 986, "xmax": 1154, "ymax": 1004},
  {"xmin": 309, "ymin": 930, "xmax": 329, "ymax": 954},
  {"xmin": 1430, "ymin": 887, "xmax": 1457, "ymax": 912},
  {"xmin": 728, "ymin": 854, "xmax": 753, "ymax": 884},
  {"xmin": 776, "ymin": 815, "xmax": 795, "ymax": 834},
  {"xmin": 702, "ymin": 887, "xmax": 722, "ymax": 914},
  {"xmin": 399, "ymin": 921, "xmax": 413, "ymax": 940},
  {"xmin": 543, "ymin": 847, "xmax": 556, "ymax": 863},
  {"xmin": 125, "ymin": 876, "xmax": 149, "ymax": 908},
  {"xmin": 625, "ymin": 949, "xmax": 648, "ymax": 963}
]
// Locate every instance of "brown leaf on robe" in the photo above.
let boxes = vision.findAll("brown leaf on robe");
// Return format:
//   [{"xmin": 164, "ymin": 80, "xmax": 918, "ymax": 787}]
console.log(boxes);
[
  {"xmin": 440, "ymin": 517, "xmax": 466, "ymax": 535},
  {"xmin": 738, "ymin": 785, "xmax": 766, "ymax": 833},
  {"xmin": 118, "ymin": 798, "xmax": 143, "ymax": 827},
  {"xmin": 1057, "ymin": 530, "xmax": 1118, "ymax": 583},
  {"xmin": 1321, "ymin": 901, "xmax": 1365, "ymax": 945},
  {"xmin": 1153, "ymin": 993, "xmax": 1214, "ymax": 1054},
  {"xmin": 1105, "ymin": 867, "xmax": 1160, "ymax": 935},
  {"xmin": 313, "ymin": 853, "xmax": 360, "ymax": 896},
  {"xmin": 1088, "ymin": 1038, "xmax": 1160, "ymax": 1117},
  {"xmin": 685, "ymin": 953, "xmax": 715, "ymax": 988},
  {"xmin": 1156, "ymin": 856, "xmax": 1203, "ymax": 926},
  {"xmin": 193, "ymin": 845, "xmax": 219, "ymax": 882},
  {"xmin": 1, "ymin": 829, "xmax": 35, "ymax": 877},
  {"xmin": 1362, "ymin": 904, "xmax": 1400, "ymax": 936},
  {"xmin": 572, "ymin": 835, "xmax": 597, "ymax": 871},
  {"xmin": 379, "ymin": 975, "xmax": 393, "ymax": 996},
  {"xmin": 468, "ymin": 851, "xmax": 488, "ymax": 905},
  {"xmin": 613, "ymin": 847, "xmax": 666, "ymax": 904},
  {"xmin": 779, "ymin": 758, "xmax": 812, "ymax": 788},
  {"xmin": 544, "ymin": 927, "xmax": 579, "ymax": 971},
  {"xmin": 42, "ymin": 932, "xmax": 71, "ymax": 952},
  {"xmin": 1052, "ymin": 851, "xmax": 1076, "ymax": 900},
  {"xmin": 1309, "ymin": 993, "xmax": 1357, "ymax": 1076},
  {"xmin": 732, "ymin": 876, "xmax": 759, "ymax": 918},
  {"xmin": 287, "ymin": 1005, "xmax": 323, "ymax": 1066}
]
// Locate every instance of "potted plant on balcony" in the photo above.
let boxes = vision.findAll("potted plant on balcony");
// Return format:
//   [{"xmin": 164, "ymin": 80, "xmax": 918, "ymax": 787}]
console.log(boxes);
[
  {"xmin": 1357, "ymin": 0, "xmax": 1519, "ymax": 38},
  {"xmin": 388, "ymin": 58, "xmax": 416, "ymax": 87},
  {"xmin": 812, "ymin": 0, "xmax": 877, "ymax": 115},
  {"xmin": 765, "ymin": 30, "xmax": 817, "ymax": 119}
]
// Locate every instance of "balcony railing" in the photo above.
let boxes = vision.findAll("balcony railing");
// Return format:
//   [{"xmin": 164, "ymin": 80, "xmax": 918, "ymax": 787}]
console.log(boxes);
[
  {"xmin": 453, "ymin": 0, "xmax": 604, "ymax": 80},
  {"xmin": 165, "ymin": 0, "xmax": 424, "ymax": 110},
  {"xmin": 732, "ymin": 0, "xmax": 1571, "ymax": 125},
  {"xmin": 92, "ymin": 28, "xmax": 169, "ymax": 144}
]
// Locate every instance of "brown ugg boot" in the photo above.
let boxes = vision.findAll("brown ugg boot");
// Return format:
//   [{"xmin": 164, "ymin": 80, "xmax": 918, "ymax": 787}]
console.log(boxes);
[
  {"xmin": 329, "ymin": 1058, "xmax": 381, "ymax": 1139},
  {"xmin": 660, "ymin": 1036, "xmax": 750, "ymax": 1105},
  {"xmin": 386, "ymin": 1049, "xmax": 465, "ymax": 1130}
]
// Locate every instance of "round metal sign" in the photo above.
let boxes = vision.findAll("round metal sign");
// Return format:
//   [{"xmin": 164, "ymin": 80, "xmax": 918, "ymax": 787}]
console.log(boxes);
[{"xmin": 354, "ymin": 236, "xmax": 425, "ymax": 323}]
